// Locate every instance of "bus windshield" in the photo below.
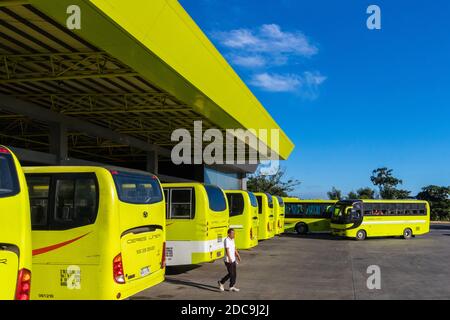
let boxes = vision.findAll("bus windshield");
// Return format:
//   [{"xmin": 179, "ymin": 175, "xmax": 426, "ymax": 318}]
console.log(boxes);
[
  {"xmin": 0, "ymin": 152, "xmax": 19, "ymax": 198},
  {"xmin": 331, "ymin": 202, "xmax": 362, "ymax": 223},
  {"xmin": 112, "ymin": 171, "xmax": 163, "ymax": 204}
]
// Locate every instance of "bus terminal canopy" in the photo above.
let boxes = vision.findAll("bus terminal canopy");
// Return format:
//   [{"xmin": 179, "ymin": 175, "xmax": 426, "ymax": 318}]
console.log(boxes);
[{"xmin": 0, "ymin": 0, "xmax": 295, "ymax": 168}]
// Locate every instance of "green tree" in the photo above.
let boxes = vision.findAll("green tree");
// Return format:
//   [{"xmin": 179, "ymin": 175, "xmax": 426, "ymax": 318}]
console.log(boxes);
[
  {"xmin": 356, "ymin": 187, "xmax": 376, "ymax": 199},
  {"xmin": 347, "ymin": 191, "xmax": 358, "ymax": 199},
  {"xmin": 370, "ymin": 167, "xmax": 411, "ymax": 199},
  {"xmin": 417, "ymin": 185, "xmax": 450, "ymax": 221},
  {"xmin": 247, "ymin": 168, "xmax": 301, "ymax": 197},
  {"xmin": 327, "ymin": 187, "xmax": 342, "ymax": 200}
]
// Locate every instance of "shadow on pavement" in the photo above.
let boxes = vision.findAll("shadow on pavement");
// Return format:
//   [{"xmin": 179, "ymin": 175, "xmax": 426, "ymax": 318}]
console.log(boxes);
[
  {"xmin": 431, "ymin": 224, "xmax": 450, "ymax": 230},
  {"xmin": 280, "ymin": 233, "xmax": 345, "ymax": 241},
  {"xmin": 166, "ymin": 265, "xmax": 202, "ymax": 275},
  {"xmin": 165, "ymin": 277, "xmax": 220, "ymax": 293}
]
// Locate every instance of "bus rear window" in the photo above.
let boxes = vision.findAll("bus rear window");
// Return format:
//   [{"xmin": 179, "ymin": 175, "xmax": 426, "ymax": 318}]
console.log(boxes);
[
  {"xmin": 256, "ymin": 196, "xmax": 263, "ymax": 214},
  {"xmin": 112, "ymin": 171, "xmax": 163, "ymax": 205},
  {"xmin": 205, "ymin": 185, "xmax": 227, "ymax": 212},
  {"xmin": 0, "ymin": 153, "xmax": 19, "ymax": 198},
  {"xmin": 248, "ymin": 192, "xmax": 258, "ymax": 208},
  {"xmin": 267, "ymin": 194, "xmax": 274, "ymax": 208},
  {"xmin": 276, "ymin": 196, "xmax": 285, "ymax": 207},
  {"xmin": 227, "ymin": 193, "xmax": 245, "ymax": 217}
]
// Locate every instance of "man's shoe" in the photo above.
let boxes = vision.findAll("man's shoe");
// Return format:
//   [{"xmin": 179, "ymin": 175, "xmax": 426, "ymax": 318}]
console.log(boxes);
[
  {"xmin": 218, "ymin": 281, "xmax": 225, "ymax": 292},
  {"xmin": 229, "ymin": 287, "xmax": 240, "ymax": 292}
]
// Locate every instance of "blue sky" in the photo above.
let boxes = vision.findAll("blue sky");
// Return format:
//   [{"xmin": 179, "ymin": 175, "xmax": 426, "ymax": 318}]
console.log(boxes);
[{"xmin": 179, "ymin": 0, "xmax": 450, "ymax": 199}]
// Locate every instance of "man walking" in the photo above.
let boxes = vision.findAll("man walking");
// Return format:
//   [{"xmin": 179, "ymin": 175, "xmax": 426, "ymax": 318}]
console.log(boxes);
[{"xmin": 218, "ymin": 228, "xmax": 241, "ymax": 292}]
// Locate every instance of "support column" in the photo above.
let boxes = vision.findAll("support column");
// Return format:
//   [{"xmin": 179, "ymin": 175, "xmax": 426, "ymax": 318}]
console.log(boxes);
[
  {"xmin": 49, "ymin": 122, "xmax": 68, "ymax": 164},
  {"xmin": 146, "ymin": 150, "xmax": 159, "ymax": 174}
]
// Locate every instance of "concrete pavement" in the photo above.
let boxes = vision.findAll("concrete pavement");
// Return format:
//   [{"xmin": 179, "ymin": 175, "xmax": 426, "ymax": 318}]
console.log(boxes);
[{"xmin": 133, "ymin": 223, "xmax": 450, "ymax": 300}]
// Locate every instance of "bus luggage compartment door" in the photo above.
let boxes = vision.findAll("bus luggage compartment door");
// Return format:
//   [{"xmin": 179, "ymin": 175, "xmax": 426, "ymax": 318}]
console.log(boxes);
[
  {"xmin": 0, "ymin": 246, "xmax": 19, "ymax": 300},
  {"xmin": 120, "ymin": 226, "xmax": 164, "ymax": 282}
]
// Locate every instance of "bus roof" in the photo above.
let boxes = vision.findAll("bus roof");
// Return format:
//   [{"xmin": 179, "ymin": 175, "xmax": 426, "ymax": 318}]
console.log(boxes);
[
  {"xmin": 22, "ymin": 165, "xmax": 156, "ymax": 177},
  {"xmin": 336, "ymin": 199, "xmax": 428, "ymax": 204}
]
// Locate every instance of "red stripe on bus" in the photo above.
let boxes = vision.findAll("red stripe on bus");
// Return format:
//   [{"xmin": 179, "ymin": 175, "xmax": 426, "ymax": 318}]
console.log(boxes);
[{"xmin": 32, "ymin": 233, "xmax": 90, "ymax": 256}]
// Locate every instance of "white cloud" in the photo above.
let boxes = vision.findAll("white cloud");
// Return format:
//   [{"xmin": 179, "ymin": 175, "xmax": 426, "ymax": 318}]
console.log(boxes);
[
  {"xmin": 250, "ymin": 73, "xmax": 302, "ymax": 92},
  {"xmin": 213, "ymin": 24, "xmax": 318, "ymax": 68},
  {"xmin": 212, "ymin": 24, "xmax": 326, "ymax": 98},
  {"xmin": 229, "ymin": 54, "xmax": 266, "ymax": 68},
  {"xmin": 250, "ymin": 71, "xmax": 327, "ymax": 97}
]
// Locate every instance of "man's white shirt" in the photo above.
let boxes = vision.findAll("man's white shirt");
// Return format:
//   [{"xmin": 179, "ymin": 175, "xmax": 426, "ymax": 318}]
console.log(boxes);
[{"xmin": 224, "ymin": 237, "xmax": 236, "ymax": 263}]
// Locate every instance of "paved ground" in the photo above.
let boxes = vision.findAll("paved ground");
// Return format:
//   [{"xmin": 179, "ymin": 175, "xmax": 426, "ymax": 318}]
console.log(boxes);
[{"xmin": 133, "ymin": 223, "xmax": 450, "ymax": 300}]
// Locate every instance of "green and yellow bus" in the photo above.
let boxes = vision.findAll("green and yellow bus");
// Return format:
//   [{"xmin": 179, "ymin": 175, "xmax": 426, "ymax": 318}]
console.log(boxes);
[
  {"xmin": 273, "ymin": 196, "xmax": 285, "ymax": 235},
  {"xmin": 0, "ymin": 146, "xmax": 32, "ymax": 300},
  {"xmin": 283, "ymin": 198, "xmax": 337, "ymax": 234},
  {"xmin": 331, "ymin": 200, "xmax": 430, "ymax": 240},
  {"xmin": 163, "ymin": 183, "xmax": 229, "ymax": 266},
  {"xmin": 225, "ymin": 190, "xmax": 259, "ymax": 250},
  {"xmin": 24, "ymin": 166, "xmax": 166, "ymax": 300},
  {"xmin": 254, "ymin": 193, "xmax": 275, "ymax": 240}
]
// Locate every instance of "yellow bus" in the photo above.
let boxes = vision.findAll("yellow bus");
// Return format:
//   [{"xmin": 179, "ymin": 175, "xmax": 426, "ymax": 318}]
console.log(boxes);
[
  {"xmin": 0, "ymin": 146, "xmax": 32, "ymax": 300},
  {"xmin": 254, "ymin": 193, "xmax": 275, "ymax": 240},
  {"xmin": 24, "ymin": 166, "xmax": 166, "ymax": 300},
  {"xmin": 225, "ymin": 190, "xmax": 259, "ymax": 250},
  {"xmin": 163, "ymin": 183, "xmax": 229, "ymax": 266},
  {"xmin": 273, "ymin": 196, "xmax": 285, "ymax": 235},
  {"xmin": 283, "ymin": 198, "xmax": 336, "ymax": 234},
  {"xmin": 331, "ymin": 200, "xmax": 430, "ymax": 241}
]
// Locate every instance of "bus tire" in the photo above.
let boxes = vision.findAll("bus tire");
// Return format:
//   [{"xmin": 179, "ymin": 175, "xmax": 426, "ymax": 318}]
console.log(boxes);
[
  {"xmin": 403, "ymin": 228, "xmax": 413, "ymax": 240},
  {"xmin": 356, "ymin": 230, "xmax": 366, "ymax": 241},
  {"xmin": 295, "ymin": 223, "xmax": 308, "ymax": 235}
]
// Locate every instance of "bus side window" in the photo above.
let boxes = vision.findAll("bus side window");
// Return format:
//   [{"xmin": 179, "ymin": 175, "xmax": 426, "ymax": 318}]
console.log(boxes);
[
  {"xmin": 164, "ymin": 189, "xmax": 169, "ymax": 219},
  {"xmin": 27, "ymin": 176, "xmax": 51, "ymax": 229},
  {"xmin": 396, "ymin": 204, "xmax": 405, "ymax": 216},
  {"xmin": 387, "ymin": 204, "xmax": 396, "ymax": 215},
  {"xmin": 169, "ymin": 188, "xmax": 194, "ymax": 219},
  {"xmin": 53, "ymin": 176, "xmax": 98, "ymax": 229},
  {"xmin": 363, "ymin": 204, "xmax": 373, "ymax": 216},
  {"xmin": 404, "ymin": 204, "xmax": 412, "ymax": 215},
  {"xmin": 418, "ymin": 204, "xmax": 426, "ymax": 216}
]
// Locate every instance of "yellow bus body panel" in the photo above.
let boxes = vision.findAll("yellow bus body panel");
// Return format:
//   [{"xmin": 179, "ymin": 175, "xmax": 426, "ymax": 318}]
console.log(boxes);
[
  {"xmin": 254, "ymin": 193, "xmax": 275, "ymax": 240},
  {"xmin": 23, "ymin": 166, "xmax": 165, "ymax": 300},
  {"xmin": 163, "ymin": 183, "xmax": 229, "ymax": 266},
  {"xmin": 331, "ymin": 200, "xmax": 431, "ymax": 239},
  {"xmin": 273, "ymin": 197, "xmax": 285, "ymax": 235},
  {"xmin": 0, "ymin": 147, "xmax": 32, "ymax": 300},
  {"xmin": 226, "ymin": 191, "xmax": 259, "ymax": 250},
  {"xmin": 283, "ymin": 198, "xmax": 337, "ymax": 233}
]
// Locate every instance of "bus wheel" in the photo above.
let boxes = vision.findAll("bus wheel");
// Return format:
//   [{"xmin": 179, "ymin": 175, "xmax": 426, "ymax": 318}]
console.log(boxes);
[
  {"xmin": 356, "ymin": 230, "xmax": 366, "ymax": 241},
  {"xmin": 295, "ymin": 223, "xmax": 308, "ymax": 235},
  {"xmin": 403, "ymin": 228, "xmax": 413, "ymax": 240}
]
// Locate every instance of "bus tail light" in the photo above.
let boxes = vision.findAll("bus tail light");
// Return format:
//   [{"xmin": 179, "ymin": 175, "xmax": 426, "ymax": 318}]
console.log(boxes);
[
  {"xmin": 267, "ymin": 222, "xmax": 270, "ymax": 232},
  {"xmin": 113, "ymin": 253, "xmax": 125, "ymax": 284},
  {"xmin": 0, "ymin": 147, "xmax": 11, "ymax": 154},
  {"xmin": 15, "ymin": 268, "xmax": 31, "ymax": 300},
  {"xmin": 250, "ymin": 228, "xmax": 253, "ymax": 240},
  {"xmin": 161, "ymin": 242, "xmax": 166, "ymax": 269}
]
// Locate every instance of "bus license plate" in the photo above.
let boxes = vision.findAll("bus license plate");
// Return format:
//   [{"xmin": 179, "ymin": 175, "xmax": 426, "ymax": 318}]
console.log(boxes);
[
  {"xmin": 217, "ymin": 235, "xmax": 223, "ymax": 243},
  {"xmin": 140, "ymin": 266, "xmax": 150, "ymax": 277}
]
